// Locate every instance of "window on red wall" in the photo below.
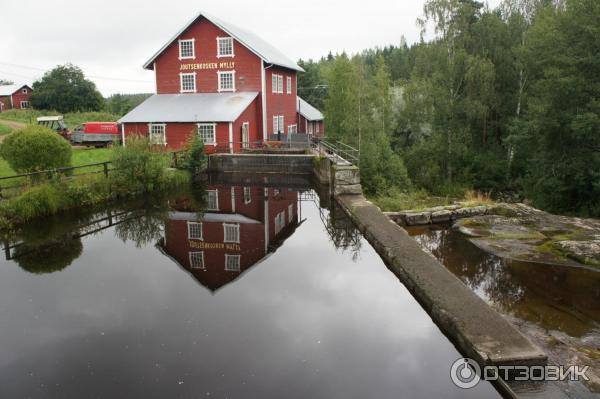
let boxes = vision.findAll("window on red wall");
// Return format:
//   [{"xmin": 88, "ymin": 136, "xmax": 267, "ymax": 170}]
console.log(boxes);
[
  {"xmin": 179, "ymin": 39, "xmax": 195, "ymax": 60},
  {"xmin": 286, "ymin": 76, "xmax": 292, "ymax": 94},
  {"xmin": 217, "ymin": 37, "xmax": 234, "ymax": 57}
]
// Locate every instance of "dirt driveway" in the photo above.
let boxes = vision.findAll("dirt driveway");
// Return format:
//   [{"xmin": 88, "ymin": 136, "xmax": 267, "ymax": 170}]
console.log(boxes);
[{"xmin": 0, "ymin": 119, "xmax": 27, "ymax": 142}]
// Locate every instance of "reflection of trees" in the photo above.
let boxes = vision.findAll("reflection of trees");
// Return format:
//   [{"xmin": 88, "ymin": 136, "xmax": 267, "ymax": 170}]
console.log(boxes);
[
  {"xmin": 324, "ymin": 203, "xmax": 362, "ymax": 261},
  {"xmin": 410, "ymin": 226, "xmax": 600, "ymax": 337},
  {"xmin": 412, "ymin": 228, "xmax": 524, "ymax": 312},
  {"xmin": 115, "ymin": 212, "xmax": 165, "ymax": 248},
  {"xmin": 14, "ymin": 236, "xmax": 83, "ymax": 274}
]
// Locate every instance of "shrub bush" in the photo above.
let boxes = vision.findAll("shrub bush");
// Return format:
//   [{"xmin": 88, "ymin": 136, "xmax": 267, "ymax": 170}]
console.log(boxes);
[
  {"xmin": 0, "ymin": 125, "xmax": 72, "ymax": 173},
  {"xmin": 180, "ymin": 130, "xmax": 206, "ymax": 174},
  {"xmin": 109, "ymin": 135, "xmax": 169, "ymax": 194}
]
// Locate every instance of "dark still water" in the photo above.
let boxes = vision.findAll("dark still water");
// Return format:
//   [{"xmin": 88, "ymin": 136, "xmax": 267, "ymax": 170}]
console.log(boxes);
[
  {"xmin": 407, "ymin": 224, "xmax": 600, "ymax": 398},
  {"xmin": 0, "ymin": 180, "xmax": 499, "ymax": 399}
]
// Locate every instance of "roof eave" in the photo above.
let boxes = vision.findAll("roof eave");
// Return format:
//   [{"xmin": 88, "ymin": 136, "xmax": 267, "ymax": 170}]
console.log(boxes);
[{"xmin": 142, "ymin": 12, "xmax": 304, "ymax": 72}]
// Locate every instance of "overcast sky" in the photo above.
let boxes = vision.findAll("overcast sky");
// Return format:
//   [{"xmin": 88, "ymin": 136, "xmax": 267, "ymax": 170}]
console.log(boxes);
[{"xmin": 0, "ymin": 0, "xmax": 501, "ymax": 96}]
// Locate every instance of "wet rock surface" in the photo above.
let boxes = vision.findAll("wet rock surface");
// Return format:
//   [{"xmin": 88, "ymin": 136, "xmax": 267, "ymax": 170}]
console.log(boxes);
[{"xmin": 454, "ymin": 203, "xmax": 600, "ymax": 269}]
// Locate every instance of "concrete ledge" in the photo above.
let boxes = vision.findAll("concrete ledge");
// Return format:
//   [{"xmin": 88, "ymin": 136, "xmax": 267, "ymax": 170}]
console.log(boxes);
[
  {"xmin": 336, "ymin": 193, "xmax": 547, "ymax": 368},
  {"xmin": 208, "ymin": 153, "xmax": 316, "ymax": 174}
]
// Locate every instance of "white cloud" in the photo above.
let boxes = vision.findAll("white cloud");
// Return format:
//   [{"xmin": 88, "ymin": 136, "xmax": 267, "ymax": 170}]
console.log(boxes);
[{"xmin": 0, "ymin": 0, "xmax": 501, "ymax": 96}]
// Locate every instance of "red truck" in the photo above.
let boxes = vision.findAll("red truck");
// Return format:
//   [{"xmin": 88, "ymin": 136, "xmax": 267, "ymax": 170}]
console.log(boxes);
[{"xmin": 71, "ymin": 122, "xmax": 121, "ymax": 147}]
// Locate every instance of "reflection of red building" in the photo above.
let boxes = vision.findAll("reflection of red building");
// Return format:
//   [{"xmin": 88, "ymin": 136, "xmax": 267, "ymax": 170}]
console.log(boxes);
[{"xmin": 159, "ymin": 186, "xmax": 300, "ymax": 292}]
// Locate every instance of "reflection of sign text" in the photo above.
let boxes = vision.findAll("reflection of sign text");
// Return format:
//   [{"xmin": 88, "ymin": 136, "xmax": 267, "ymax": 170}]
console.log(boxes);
[
  {"xmin": 180, "ymin": 61, "xmax": 235, "ymax": 71},
  {"xmin": 189, "ymin": 241, "xmax": 240, "ymax": 251}
]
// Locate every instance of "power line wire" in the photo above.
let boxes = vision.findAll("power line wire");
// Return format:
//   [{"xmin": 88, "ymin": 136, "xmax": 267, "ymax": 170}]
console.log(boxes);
[{"xmin": 0, "ymin": 62, "xmax": 152, "ymax": 84}]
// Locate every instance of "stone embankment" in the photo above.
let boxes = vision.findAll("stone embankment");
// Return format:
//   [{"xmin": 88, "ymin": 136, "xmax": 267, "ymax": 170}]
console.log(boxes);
[
  {"xmin": 385, "ymin": 203, "xmax": 492, "ymax": 226},
  {"xmin": 327, "ymin": 160, "xmax": 547, "ymax": 378}
]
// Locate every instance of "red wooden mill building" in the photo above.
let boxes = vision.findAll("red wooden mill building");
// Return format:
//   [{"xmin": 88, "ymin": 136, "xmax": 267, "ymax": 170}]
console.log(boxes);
[{"xmin": 119, "ymin": 12, "xmax": 324, "ymax": 152}]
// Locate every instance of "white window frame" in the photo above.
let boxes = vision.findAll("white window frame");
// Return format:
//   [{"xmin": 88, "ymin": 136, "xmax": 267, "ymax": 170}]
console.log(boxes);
[
  {"xmin": 243, "ymin": 187, "xmax": 251, "ymax": 204},
  {"xmin": 207, "ymin": 189, "xmax": 219, "ymax": 211},
  {"xmin": 272, "ymin": 115, "xmax": 285, "ymax": 134},
  {"xmin": 272, "ymin": 74, "xmax": 278, "ymax": 94},
  {"xmin": 20, "ymin": 100, "xmax": 30, "ymax": 109},
  {"xmin": 189, "ymin": 251, "xmax": 205, "ymax": 269},
  {"xmin": 223, "ymin": 223, "xmax": 240, "ymax": 243},
  {"xmin": 22, "ymin": 88, "xmax": 27, "ymax": 94},
  {"xmin": 179, "ymin": 38, "xmax": 195, "ymax": 60},
  {"xmin": 217, "ymin": 70, "xmax": 235, "ymax": 92},
  {"xmin": 148, "ymin": 123, "xmax": 166, "ymax": 145},
  {"xmin": 286, "ymin": 76, "xmax": 292, "ymax": 94},
  {"xmin": 287, "ymin": 124, "xmax": 297, "ymax": 134},
  {"xmin": 224, "ymin": 254, "xmax": 241, "ymax": 272},
  {"xmin": 180, "ymin": 72, "xmax": 196, "ymax": 93},
  {"xmin": 289, "ymin": 204, "xmax": 294, "ymax": 223},
  {"xmin": 274, "ymin": 211, "xmax": 285, "ymax": 235},
  {"xmin": 217, "ymin": 37, "xmax": 234, "ymax": 58},
  {"xmin": 187, "ymin": 221, "xmax": 203, "ymax": 240},
  {"xmin": 197, "ymin": 123, "xmax": 216, "ymax": 146},
  {"xmin": 272, "ymin": 74, "xmax": 284, "ymax": 94}
]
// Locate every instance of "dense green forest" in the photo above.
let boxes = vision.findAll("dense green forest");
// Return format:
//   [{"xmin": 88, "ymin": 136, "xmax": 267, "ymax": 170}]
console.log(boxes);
[{"xmin": 299, "ymin": 0, "xmax": 600, "ymax": 217}]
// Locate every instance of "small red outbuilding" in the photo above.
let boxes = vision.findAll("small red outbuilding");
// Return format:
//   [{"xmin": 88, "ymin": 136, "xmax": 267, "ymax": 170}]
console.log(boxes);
[{"xmin": 0, "ymin": 84, "xmax": 32, "ymax": 112}]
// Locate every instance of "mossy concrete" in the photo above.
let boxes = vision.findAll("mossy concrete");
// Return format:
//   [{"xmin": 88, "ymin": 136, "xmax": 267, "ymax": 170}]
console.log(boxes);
[
  {"xmin": 454, "ymin": 204, "xmax": 600, "ymax": 269},
  {"xmin": 336, "ymin": 193, "xmax": 547, "ymax": 369}
]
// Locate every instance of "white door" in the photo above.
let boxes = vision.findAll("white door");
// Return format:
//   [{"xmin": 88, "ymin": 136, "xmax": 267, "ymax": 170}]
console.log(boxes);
[{"xmin": 242, "ymin": 122, "xmax": 249, "ymax": 149}]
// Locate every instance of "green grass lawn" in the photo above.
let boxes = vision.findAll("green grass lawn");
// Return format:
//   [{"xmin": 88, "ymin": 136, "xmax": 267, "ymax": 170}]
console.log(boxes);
[
  {"xmin": 0, "ymin": 109, "xmax": 119, "ymax": 128},
  {"xmin": 0, "ymin": 125, "xmax": 13, "ymax": 136},
  {"xmin": 0, "ymin": 148, "xmax": 112, "ymax": 189}
]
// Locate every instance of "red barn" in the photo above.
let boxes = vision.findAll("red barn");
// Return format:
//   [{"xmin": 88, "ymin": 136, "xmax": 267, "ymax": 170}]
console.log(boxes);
[
  {"xmin": 119, "ymin": 12, "xmax": 324, "ymax": 152},
  {"xmin": 158, "ymin": 186, "xmax": 300, "ymax": 292},
  {"xmin": 0, "ymin": 84, "xmax": 32, "ymax": 112}
]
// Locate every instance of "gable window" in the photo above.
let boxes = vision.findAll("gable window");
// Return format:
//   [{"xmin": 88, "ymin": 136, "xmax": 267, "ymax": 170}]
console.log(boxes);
[
  {"xmin": 243, "ymin": 187, "xmax": 251, "ymax": 204},
  {"xmin": 197, "ymin": 123, "xmax": 216, "ymax": 145},
  {"xmin": 189, "ymin": 251, "xmax": 205, "ymax": 269},
  {"xmin": 187, "ymin": 221, "xmax": 203, "ymax": 240},
  {"xmin": 224, "ymin": 254, "xmax": 241, "ymax": 272},
  {"xmin": 218, "ymin": 71, "xmax": 235, "ymax": 92},
  {"xmin": 179, "ymin": 39, "xmax": 195, "ymax": 60},
  {"xmin": 223, "ymin": 223, "xmax": 240, "ymax": 243},
  {"xmin": 217, "ymin": 37, "xmax": 234, "ymax": 57},
  {"xmin": 272, "ymin": 74, "xmax": 283, "ymax": 94},
  {"xmin": 20, "ymin": 101, "xmax": 30, "ymax": 109},
  {"xmin": 149, "ymin": 123, "xmax": 166, "ymax": 145},
  {"xmin": 286, "ymin": 76, "xmax": 292, "ymax": 94},
  {"xmin": 180, "ymin": 72, "xmax": 196, "ymax": 93},
  {"xmin": 22, "ymin": 88, "xmax": 28, "ymax": 94}
]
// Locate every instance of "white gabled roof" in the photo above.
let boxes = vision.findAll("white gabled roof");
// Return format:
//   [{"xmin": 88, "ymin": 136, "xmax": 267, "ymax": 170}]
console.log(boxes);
[
  {"xmin": 297, "ymin": 97, "xmax": 323, "ymax": 121},
  {"xmin": 143, "ymin": 12, "xmax": 304, "ymax": 72},
  {"xmin": 0, "ymin": 84, "xmax": 31, "ymax": 96},
  {"xmin": 118, "ymin": 92, "xmax": 258, "ymax": 123}
]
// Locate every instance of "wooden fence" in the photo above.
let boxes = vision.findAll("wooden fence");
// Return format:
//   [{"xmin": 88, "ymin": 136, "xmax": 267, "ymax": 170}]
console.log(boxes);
[{"xmin": 0, "ymin": 151, "xmax": 185, "ymax": 199}]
